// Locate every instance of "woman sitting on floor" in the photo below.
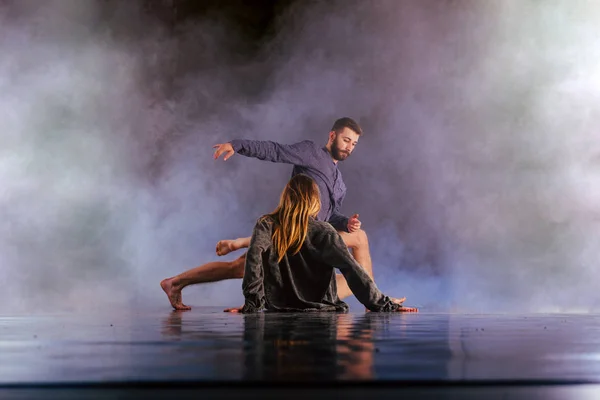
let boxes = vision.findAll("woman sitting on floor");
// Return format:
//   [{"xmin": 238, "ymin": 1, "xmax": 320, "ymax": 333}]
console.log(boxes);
[{"xmin": 226, "ymin": 174, "xmax": 418, "ymax": 313}]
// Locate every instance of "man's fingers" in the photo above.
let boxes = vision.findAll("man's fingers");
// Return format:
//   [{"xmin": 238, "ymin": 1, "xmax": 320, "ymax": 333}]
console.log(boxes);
[
  {"xmin": 392, "ymin": 297, "xmax": 406, "ymax": 304},
  {"xmin": 351, "ymin": 213, "xmax": 359, "ymax": 220},
  {"xmin": 213, "ymin": 144, "xmax": 228, "ymax": 159},
  {"xmin": 348, "ymin": 220, "xmax": 361, "ymax": 233},
  {"xmin": 348, "ymin": 218, "xmax": 361, "ymax": 233},
  {"xmin": 223, "ymin": 150, "xmax": 234, "ymax": 161},
  {"xmin": 213, "ymin": 144, "xmax": 222, "ymax": 159},
  {"xmin": 214, "ymin": 146, "xmax": 234, "ymax": 161}
]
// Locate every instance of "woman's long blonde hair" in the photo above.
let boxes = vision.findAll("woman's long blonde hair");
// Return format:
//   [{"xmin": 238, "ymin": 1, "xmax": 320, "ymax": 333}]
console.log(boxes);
[{"xmin": 264, "ymin": 174, "xmax": 321, "ymax": 262}]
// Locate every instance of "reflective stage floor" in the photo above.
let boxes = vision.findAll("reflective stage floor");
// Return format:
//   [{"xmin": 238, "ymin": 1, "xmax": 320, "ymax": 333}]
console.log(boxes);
[{"xmin": 1, "ymin": 308, "xmax": 600, "ymax": 399}]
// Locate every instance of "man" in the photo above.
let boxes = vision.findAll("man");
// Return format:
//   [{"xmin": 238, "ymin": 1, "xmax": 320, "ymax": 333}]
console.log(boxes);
[{"xmin": 161, "ymin": 117, "xmax": 402, "ymax": 310}]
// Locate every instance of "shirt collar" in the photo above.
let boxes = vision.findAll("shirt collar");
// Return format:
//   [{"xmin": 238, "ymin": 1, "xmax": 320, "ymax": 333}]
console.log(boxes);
[{"xmin": 321, "ymin": 146, "xmax": 338, "ymax": 166}]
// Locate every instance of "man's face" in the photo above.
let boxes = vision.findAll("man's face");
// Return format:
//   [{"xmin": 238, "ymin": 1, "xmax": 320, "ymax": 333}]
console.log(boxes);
[{"xmin": 330, "ymin": 127, "xmax": 360, "ymax": 161}]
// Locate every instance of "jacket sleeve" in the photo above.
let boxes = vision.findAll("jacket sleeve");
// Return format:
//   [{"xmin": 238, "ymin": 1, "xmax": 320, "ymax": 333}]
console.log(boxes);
[
  {"xmin": 241, "ymin": 219, "xmax": 271, "ymax": 313},
  {"xmin": 316, "ymin": 226, "xmax": 400, "ymax": 311},
  {"xmin": 230, "ymin": 139, "xmax": 315, "ymax": 166}
]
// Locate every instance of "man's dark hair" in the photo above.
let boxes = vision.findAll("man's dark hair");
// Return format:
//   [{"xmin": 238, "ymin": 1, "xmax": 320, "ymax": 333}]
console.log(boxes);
[{"xmin": 331, "ymin": 117, "xmax": 363, "ymax": 136}]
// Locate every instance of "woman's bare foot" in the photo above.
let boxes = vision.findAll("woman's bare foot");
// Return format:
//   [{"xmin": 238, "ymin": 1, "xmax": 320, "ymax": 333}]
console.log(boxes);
[
  {"xmin": 216, "ymin": 238, "xmax": 246, "ymax": 256},
  {"xmin": 160, "ymin": 278, "xmax": 191, "ymax": 311}
]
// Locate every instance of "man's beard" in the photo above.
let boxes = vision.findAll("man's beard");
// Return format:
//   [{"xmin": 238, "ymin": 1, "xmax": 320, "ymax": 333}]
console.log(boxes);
[{"xmin": 331, "ymin": 145, "xmax": 350, "ymax": 161}]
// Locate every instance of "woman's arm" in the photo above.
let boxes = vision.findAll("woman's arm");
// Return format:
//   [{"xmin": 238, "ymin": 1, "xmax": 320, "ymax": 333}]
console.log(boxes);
[
  {"xmin": 317, "ymin": 227, "xmax": 402, "ymax": 312},
  {"xmin": 241, "ymin": 219, "xmax": 271, "ymax": 313}
]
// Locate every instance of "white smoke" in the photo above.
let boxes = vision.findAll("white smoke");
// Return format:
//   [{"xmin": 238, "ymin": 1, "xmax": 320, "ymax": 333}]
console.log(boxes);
[{"xmin": 2, "ymin": 0, "xmax": 599, "ymax": 313}]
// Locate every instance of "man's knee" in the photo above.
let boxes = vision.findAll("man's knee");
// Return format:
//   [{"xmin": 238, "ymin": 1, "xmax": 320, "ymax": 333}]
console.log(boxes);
[
  {"xmin": 350, "ymin": 228, "xmax": 369, "ymax": 249},
  {"xmin": 230, "ymin": 254, "xmax": 246, "ymax": 279}
]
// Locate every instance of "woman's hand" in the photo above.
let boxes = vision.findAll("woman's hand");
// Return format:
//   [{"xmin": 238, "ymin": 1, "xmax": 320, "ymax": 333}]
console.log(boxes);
[{"xmin": 223, "ymin": 306, "xmax": 243, "ymax": 313}]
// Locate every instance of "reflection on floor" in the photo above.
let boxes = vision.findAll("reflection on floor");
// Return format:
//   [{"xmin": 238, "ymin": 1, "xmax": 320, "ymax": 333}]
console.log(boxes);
[{"xmin": 1, "ymin": 308, "xmax": 600, "ymax": 398}]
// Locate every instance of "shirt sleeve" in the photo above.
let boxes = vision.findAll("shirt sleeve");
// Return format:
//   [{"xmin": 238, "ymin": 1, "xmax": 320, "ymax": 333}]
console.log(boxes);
[
  {"xmin": 241, "ymin": 219, "xmax": 270, "ymax": 313},
  {"xmin": 230, "ymin": 139, "xmax": 315, "ymax": 166},
  {"xmin": 316, "ymin": 226, "xmax": 401, "ymax": 312},
  {"xmin": 328, "ymin": 211, "xmax": 349, "ymax": 233},
  {"xmin": 327, "ymin": 181, "xmax": 349, "ymax": 232}
]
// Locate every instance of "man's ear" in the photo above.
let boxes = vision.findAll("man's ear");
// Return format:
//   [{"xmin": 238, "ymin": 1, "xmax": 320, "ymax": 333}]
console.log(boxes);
[{"xmin": 328, "ymin": 130, "xmax": 336, "ymax": 143}]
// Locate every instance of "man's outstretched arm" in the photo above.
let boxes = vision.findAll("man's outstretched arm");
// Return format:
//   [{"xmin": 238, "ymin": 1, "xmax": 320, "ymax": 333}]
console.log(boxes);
[{"xmin": 213, "ymin": 139, "xmax": 316, "ymax": 165}]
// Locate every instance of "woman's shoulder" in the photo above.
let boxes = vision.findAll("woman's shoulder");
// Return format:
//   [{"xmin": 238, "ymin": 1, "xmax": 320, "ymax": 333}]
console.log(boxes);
[
  {"xmin": 308, "ymin": 219, "xmax": 337, "ymax": 234},
  {"xmin": 256, "ymin": 214, "xmax": 276, "ymax": 231}
]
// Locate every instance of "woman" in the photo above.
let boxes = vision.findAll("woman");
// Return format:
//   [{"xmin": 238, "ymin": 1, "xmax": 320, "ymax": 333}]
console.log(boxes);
[{"xmin": 227, "ymin": 174, "xmax": 418, "ymax": 313}]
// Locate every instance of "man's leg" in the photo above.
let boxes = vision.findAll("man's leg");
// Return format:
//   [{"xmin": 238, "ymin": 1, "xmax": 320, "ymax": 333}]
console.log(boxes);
[
  {"xmin": 215, "ymin": 232, "xmax": 372, "ymax": 301},
  {"xmin": 217, "ymin": 233, "xmax": 372, "ymax": 276},
  {"xmin": 160, "ymin": 253, "xmax": 246, "ymax": 310},
  {"xmin": 339, "ymin": 229, "xmax": 373, "ymax": 277},
  {"xmin": 335, "ymin": 229, "xmax": 372, "ymax": 299},
  {"xmin": 216, "ymin": 237, "xmax": 251, "ymax": 256}
]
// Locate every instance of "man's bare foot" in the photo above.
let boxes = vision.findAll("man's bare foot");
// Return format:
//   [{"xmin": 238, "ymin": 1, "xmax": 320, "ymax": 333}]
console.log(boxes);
[
  {"xmin": 216, "ymin": 238, "xmax": 245, "ymax": 256},
  {"xmin": 160, "ymin": 278, "xmax": 191, "ymax": 311}
]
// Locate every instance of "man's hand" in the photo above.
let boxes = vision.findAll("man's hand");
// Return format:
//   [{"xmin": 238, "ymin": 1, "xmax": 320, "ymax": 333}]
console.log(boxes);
[
  {"xmin": 213, "ymin": 143, "xmax": 235, "ymax": 161},
  {"xmin": 347, "ymin": 213, "xmax": 361, "ymax": 233},
  {"xmin": 223, "ymin": 306, "xmax": 243, "ymax": 313}
]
